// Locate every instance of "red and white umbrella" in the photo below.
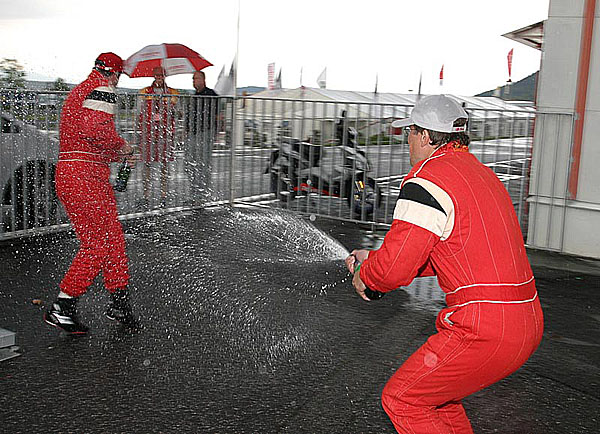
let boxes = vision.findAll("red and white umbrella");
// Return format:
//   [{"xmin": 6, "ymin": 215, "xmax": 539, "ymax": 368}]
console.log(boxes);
[{"xmin": 123, "ymin": 43, "xmax": 212, "ymax": 78}]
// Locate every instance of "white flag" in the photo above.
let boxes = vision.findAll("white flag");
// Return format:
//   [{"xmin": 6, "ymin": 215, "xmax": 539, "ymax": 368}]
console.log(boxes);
[
  {"xmin": 215, "ymin": 62, "xmax": 235, "ymax": 96},
  {"xmin": 317, "ymin": 67, "xmax": 327, "ymax": 89},
  {"xmin": 214, "ymin": 65, "xmax": 225, "ymax": 88},
  {"xmin": 274, "ymin": 68, "xmax": 282, "ymax": 89}
]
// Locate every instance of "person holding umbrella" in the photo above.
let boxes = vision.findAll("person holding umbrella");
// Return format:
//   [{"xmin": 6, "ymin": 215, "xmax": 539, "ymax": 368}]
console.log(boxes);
[
  {"xmin": 138, "ymin": 66, "xmax": 179, "ymax": 207},
  {"xmin": 345, "ymin": 95, "xmax": 543, "ymax": 432},
  {"xmin": 185, "ymin": 69, "xmax": 219, "ymax": 196},
  {"xmin": 44, "ymin": 52, "xmax": 139, "ymax": 334},
  {"xmin": 123, "ymin": 43, "xmax": 212, "ymax": 207}
]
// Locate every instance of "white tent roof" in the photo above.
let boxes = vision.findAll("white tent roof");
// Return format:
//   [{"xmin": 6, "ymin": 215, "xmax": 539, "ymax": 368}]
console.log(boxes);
[{"xmin": 246, "ymin": 87, "xmax": 534, "ymax": 121}]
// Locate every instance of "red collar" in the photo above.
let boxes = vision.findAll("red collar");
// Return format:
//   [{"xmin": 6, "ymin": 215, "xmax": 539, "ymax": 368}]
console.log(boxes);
[{"xmin": 437, "ymin": 140, "xmax": 469, "ymax": 154}]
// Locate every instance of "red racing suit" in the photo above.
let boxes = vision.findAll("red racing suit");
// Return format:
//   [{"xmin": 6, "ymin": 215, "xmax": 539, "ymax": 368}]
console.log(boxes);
[
  {"xmin": 55, "ymin": 70, "xmax": 129, "ymax": 297},
  {"xmin": 359, "ymin": 142, "xmax": 544, "ymax": 433}
]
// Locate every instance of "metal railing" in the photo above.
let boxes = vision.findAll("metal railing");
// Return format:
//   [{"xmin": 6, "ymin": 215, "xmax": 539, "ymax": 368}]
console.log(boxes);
[
  {"xmin": 1, "ymin": 89, "xmax": 572, "ymax": 251},
  {"xmin": 232, "ymin": 96, "xmax": 539, "ymax": 230}
]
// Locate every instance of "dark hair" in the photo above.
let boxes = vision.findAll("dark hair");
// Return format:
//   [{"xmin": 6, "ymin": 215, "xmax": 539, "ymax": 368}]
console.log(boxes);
[
  {"xmin": 418, "ymin": 118, "xmax": 470, "ymax": 148},
  {"xmin": 93, "ymin": 65, "xmax": 116, "ymax": 78}
]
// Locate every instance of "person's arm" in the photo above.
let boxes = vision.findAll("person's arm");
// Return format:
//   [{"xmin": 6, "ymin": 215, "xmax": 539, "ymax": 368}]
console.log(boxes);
[
  {"xmin": 359, "ymin": 221, "xmax": 438, "ymax": 292},
  {"xmin": 80, "ymin": 111, "xmax": 127, "ymax": 161},
  {"xmin": 358, "ymin": 177, "xmax": 453, "ymax": 293},
  {"xmin": 78, "ymin": 86, "xmax": 125, "ymax": 150},
  {"xmin": 77, "ymin": 86, "xmax": 127, "ymax": 160}
]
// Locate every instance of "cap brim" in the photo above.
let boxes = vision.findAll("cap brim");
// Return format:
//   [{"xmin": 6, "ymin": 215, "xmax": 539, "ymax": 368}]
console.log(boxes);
[{"xmin": 391, "ymin": 118, "xmax": 413, "ymax": 128}]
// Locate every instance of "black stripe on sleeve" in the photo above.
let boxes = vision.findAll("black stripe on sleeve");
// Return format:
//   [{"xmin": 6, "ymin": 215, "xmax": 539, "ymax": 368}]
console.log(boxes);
[
  {"xmin": 399, "ymin": 182, "xmax": 447, "ymax": 215},
  {"xmin": 86, "ymin": 90, "xmax": 117, "ymax": 104}
]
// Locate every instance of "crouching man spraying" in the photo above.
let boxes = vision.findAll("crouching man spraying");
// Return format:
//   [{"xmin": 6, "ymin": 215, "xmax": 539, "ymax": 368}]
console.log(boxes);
[{"xmin": 346, "ymin": 95, "xmax": 543, "ymax": 433}]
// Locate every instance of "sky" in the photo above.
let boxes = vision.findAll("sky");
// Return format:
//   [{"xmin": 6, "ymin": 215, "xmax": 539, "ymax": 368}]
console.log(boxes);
[{"xmin": 0, "ymin": 0, "xmax": 550, "ymax": 95}]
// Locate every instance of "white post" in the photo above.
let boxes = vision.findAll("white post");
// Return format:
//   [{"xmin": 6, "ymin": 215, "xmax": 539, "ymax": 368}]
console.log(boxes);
[{"xmin": 229, "ymin": 0, "xmax": 241, "ymax": 205}]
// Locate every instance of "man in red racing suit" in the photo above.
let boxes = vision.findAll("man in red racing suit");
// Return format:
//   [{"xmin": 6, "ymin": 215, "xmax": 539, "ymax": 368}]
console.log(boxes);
[
  {"xmin": 346, "ymin": 95, "xmax": 543, "ymax": 433},
  {"xmin": 44, "ymin": 53, "xmax": 138, "ymax": 334}
]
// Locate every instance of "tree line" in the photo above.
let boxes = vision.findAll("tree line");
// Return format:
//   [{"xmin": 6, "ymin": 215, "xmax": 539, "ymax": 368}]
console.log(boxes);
[{"xmin": 0, "ymin": 58, "xmax": 70, "ymax": 91}]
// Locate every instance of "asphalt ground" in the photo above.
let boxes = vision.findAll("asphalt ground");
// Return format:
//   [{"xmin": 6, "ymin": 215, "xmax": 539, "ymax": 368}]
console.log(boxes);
[{"xmin": 0, "ymin": 206, "xmax": 599, "ymax": 433}]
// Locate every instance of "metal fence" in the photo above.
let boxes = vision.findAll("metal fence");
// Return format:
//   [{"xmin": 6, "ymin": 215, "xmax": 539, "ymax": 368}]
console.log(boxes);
[
  {"xmin": 232, "ymin": 97, "xmax": 539, "ymax": 230},
  {"xmin": 0, "ymin": 88, "xmax": 572, "ymax": 250}
]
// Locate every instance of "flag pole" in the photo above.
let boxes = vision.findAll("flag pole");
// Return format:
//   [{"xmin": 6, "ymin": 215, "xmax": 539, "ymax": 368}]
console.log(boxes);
[
  {"xmin": 234, "ymin": 4, "xmax": 239, "ymax": 94},
  {"xmin": 300, "ymin": 66, "xmax": 305, "ymax": 99},
  {"xmin": 229, "ymin": 0, "xmax": 240, "ymax": 205},
  {"xmin": 374, "ymin": 73, "xmax": 378, "ymax": 96}
]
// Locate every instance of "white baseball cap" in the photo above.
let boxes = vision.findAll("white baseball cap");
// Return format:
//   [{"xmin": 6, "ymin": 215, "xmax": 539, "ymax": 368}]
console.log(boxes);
[{"xmin": 391, "ymin": 95, "xmax": 468, "ymax": 133}]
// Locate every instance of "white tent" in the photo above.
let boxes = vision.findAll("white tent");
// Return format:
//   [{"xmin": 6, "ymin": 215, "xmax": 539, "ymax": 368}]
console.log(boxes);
[{"xmin": 238, "ymin": 87, "xmax": 534, "ymax": 143}]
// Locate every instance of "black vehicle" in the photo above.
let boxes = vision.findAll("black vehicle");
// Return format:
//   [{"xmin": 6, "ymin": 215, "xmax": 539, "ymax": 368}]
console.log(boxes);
[{"xmin": 266, "ymin": 127, "xmax": 381, "ymax": 216}]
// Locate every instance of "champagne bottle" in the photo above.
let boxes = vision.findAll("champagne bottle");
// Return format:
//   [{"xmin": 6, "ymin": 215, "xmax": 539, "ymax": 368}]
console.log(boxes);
[
  {"xmin": 114, "ymin": 159, "xmax": 131, "ymax": 192},
  {"xmin": 364, "ymin": 285, "xmax": 384, "ymax": 301}
]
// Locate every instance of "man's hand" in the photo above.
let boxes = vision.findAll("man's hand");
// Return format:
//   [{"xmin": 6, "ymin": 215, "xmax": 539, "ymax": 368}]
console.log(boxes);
[
  {"xmin": 120, "ymin": 143, "xmax": 140, "ymax": 166},
  {"xmin": 344, "ymin": 249, "xmax": 369, "ymax": 274},
  {"xmin": 345, "ymin": 249, "xmax": 372, "ymax": 301},
  {"xmin": 352, "ymin": 270, "xmax": 371, "ymax": 302},
  {"xmin": 120, "ymin": 143, "xmax": 135, "ymax": 155}
]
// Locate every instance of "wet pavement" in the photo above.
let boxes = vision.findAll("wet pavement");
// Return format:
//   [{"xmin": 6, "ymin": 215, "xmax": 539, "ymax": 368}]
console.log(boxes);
[{"xmin": 1, "ymin": 206, "xmax": 599, "ymax": 433}]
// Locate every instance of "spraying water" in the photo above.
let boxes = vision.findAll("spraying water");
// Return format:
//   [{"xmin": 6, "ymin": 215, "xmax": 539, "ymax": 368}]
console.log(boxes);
[{"xmin": 124, "ymin": 206, "xmax": 351, "ymax": 371}]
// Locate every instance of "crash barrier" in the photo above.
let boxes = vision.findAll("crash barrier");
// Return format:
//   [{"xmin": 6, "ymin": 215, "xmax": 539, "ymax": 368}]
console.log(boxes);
[{"xmin": 0, "ymin": 89, "xmax": 574, "ymax": 252}]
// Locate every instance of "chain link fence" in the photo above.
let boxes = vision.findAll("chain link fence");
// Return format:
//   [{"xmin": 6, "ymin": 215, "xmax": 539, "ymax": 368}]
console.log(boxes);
[{"xmin": 1, "ymin": 88, "xmax": 571, "ymax": 251}]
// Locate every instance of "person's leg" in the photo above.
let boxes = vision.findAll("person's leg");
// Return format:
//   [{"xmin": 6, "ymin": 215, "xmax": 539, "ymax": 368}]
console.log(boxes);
[
  {"xmin": 58, "ymin": 172, "xmax": 111, "ymax": 297},
  {"xmin": 45, "ymin": 164, "xmax": 110, "ymax": 333},
  {"xmin": 100, "ymin": 184, "xmax": 128, "ymax": 291},
  {"xmin": 160, "ymin": 160, "xmax": 168, "ymax": 204},
  {"xmin": 185, "ymin": 133, "xmax": 205, "ymax": 198},
  {"xmin": 139, "ymin": 135, "xmax": 152, "ymax": 205},
  {"xmin": 142, "ymin": 163, "xmax": 151, "ymax": 202},
  {"xmin": 436, "ymin": 401, "xmax": 473, "ymax": 433},
  {"xmin": 381, "ymin": 302, "xmax": 543, "ymax": 433},
  {"xmin": 203, "ymin": 132, "xmax": 214, "ymax": 190},
  {"xmin": 88, "ymin": 179, "xmax": 139, "ymax": 327},
  {"xmin": 381, "ymin": 327, "xmax": 475, "ymax": 434},
  {"xmin": 184, "ymin": 135, "xmax": 199, "ymax": 193}
]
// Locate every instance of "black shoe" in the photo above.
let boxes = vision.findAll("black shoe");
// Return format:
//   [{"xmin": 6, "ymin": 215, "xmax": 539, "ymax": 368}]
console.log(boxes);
[
  {"xmin": 44, "ymin": 297, "xmax": 89, "ymax": 335},
  {"xmin": 106, "ymin": 290, "xmax": 140, "ymax": 329}
]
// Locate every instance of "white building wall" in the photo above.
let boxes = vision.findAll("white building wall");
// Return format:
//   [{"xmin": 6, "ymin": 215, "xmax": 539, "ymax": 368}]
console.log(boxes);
[{"xmin": 528, "ymin": 0, "xmax": 600, "ymax": 258}]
